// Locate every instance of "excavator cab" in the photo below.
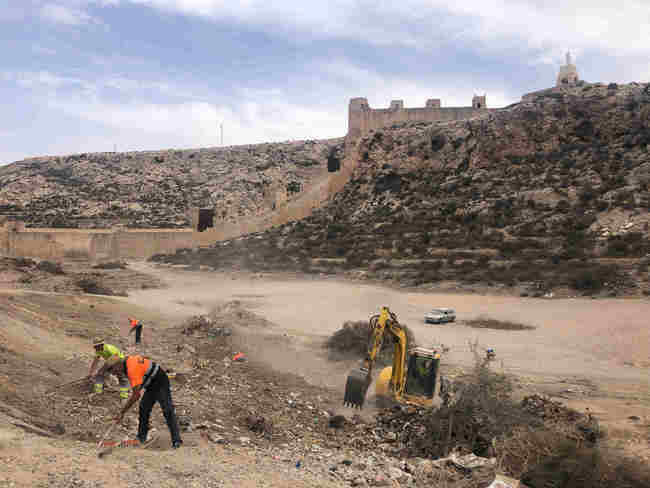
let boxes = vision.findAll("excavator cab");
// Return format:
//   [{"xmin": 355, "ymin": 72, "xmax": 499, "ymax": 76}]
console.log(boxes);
[{"xmin": 404, "ymin": 348, "xmax": 440, "ymax": 399}]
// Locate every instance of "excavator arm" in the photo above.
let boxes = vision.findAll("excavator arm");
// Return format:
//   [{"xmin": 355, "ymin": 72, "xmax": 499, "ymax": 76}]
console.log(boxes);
[{"xmin": 343, "ymin": 307, "xmax": 408, "ymax": 408}]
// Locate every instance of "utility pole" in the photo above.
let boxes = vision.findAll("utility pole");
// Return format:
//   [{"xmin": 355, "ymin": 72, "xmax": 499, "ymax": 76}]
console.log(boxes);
[{"xmin": 220, "ymin": 122, "xmax": 223, "ymax": 146}]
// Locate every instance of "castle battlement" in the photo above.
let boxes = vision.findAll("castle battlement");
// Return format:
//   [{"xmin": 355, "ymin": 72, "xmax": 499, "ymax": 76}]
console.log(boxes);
[{"xmin": 347, "ymin": 95, "xmax": 491, "ymax": 138}]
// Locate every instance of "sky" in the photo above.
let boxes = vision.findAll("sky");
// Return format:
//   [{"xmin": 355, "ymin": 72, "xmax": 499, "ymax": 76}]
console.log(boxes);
[{"xmin": 0, "ymin": 1, "xmax": 648, "ymax": 164}]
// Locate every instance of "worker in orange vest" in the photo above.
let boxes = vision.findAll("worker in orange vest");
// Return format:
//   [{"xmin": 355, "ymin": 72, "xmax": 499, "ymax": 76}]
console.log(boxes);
[
  {"xmin": 106, "ymin": 355, "xmax": 182, "ymax": 448},
  {"xmin": 128, "ymin": 317, "xmax": 143, "ymax": 345}
]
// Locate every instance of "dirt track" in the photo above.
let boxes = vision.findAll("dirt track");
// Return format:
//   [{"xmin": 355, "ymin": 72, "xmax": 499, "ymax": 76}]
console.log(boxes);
[{"xmin": 127, "ymin": 263, "xmax": 650, "ymax": 385}]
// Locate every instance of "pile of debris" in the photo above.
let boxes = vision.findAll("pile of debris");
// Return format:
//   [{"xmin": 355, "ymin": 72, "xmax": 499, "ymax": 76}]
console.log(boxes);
[
  {"xmin": 325, "ymin": 320, "xmax": 416, "ymax": 363},
  {"xmin": 182, "ymin": 315, "xmax": 214, "ymax": 335},
  {"xmin": 521, "ymin": 394, "xmax": 584, "ymax": 421}
]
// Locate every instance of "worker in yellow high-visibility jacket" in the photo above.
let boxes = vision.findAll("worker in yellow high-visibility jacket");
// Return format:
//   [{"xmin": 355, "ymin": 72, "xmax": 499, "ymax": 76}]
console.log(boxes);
[{"xmin": 88, "ymin": 338, "xmax": 130, "ymax": 400}]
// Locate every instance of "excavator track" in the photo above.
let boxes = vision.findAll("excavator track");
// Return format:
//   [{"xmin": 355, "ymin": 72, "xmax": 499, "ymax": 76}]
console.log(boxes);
[{"xmin": 343, "ymin": 368, "xmax": 370, "ymax": 409}]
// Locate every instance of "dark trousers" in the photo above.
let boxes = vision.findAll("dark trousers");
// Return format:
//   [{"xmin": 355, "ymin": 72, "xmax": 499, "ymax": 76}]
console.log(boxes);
[
  {"xmin": 134, "ymin": 324, "xmax": 142, "ymax": 344},
  {"xmin": 137, "ymin": 370, "xmax": 182, "ymax": 444}
]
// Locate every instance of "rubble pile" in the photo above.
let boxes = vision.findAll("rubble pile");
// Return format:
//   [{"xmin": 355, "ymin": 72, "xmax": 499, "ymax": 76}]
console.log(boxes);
[
  {"xmin": 325, "ymin": 320, "xmax": 417, "ymax": 363},
  {"xmin": 521, "ymin": 394, "xmax": 584, "ymax": 421}
]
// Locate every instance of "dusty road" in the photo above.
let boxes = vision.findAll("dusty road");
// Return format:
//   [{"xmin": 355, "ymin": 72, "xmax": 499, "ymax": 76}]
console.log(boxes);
[{"xmin": 128, "ymin": 263, "xmax": 650, "ymax": 386}]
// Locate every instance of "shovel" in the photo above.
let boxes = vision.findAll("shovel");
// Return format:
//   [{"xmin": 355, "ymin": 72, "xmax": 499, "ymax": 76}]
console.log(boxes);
[{"xmin": 96, "ymin": 422, "xmax": 116, "ymax": 456}]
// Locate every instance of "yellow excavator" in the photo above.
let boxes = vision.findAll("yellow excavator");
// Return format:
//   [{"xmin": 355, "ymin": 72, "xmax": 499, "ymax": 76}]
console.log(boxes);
[{"xmin": 343, "ymin": 306, "xmax": 443, "ymax": 409}]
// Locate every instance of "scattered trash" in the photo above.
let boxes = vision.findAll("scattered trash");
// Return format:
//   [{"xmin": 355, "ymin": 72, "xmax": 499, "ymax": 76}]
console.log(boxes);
[
  {"xmin": 182, "ymin": 315, "xmax": 213, "ymax": 335},
  {"xmin": 329, "ymin": 415, "xmax": 346, "ymax": 428},
  {"xmin": 233, "ymin": 352, "xmax": 246, "ymax": 362},
  {"xmin": 487, "ymin": 474, "xmax": 520, "ymax": 488},
  {"xmin": 208, "ymin": 327, "xmax": 232, "ymax": 337},
  {"xmin": 449, "ymin": 452, "xmax": 496, "ymax": 470}
]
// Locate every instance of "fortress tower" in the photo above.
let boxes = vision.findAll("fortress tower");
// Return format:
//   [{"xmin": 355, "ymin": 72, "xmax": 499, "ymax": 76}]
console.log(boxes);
[{"xmin": 557, "ymin": 51, "xmax": 579, "ymax": 86}]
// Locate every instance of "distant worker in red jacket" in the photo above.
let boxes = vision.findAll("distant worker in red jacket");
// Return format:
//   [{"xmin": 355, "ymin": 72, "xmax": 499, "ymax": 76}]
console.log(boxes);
[{"xmin": 128, "ymin": 317, "xmax": 143, "ymax": 345}]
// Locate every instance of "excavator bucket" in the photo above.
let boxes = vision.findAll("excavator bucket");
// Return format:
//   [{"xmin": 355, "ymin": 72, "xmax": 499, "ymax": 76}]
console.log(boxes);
[{"xmin": 343, "ymin": 368, "xmax": 370, "ymax": 409}]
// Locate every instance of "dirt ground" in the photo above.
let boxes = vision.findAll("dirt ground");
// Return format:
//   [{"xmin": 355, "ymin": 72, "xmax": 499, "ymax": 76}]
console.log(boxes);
[
  {"xmin": 127, "ymin": 264, "xmax": 650, "ymax": 451},
  {"xmin": 127, "ymin": 263, "xmax": 650, "ymax": 380},
  {"xmin": 1, "ymin": 260, "xmax": 649, "ymax": 487}
]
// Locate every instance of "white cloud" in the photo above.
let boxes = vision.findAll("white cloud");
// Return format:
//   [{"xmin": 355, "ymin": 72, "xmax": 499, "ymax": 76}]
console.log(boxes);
[
  {"xmin": 1, "ymin": 71, "xmax": 96, "ymax": 95},
  {"xmin": 103, "ymin": 0, "xmax": 650, "ymax": 62},
  {"xmin": 0, "ymin": 70, "xmax": 194, "ymax": 98},
  {"xmin": 41, "ymin": 3, "xmax": 93, "ymax": 25},
  {"xmin": 47, "ymin": 95, "xmax": 343, "ymax": 149},
  {"xmin": 1, "ymin": 67, "xmax": 343, "ymax": 152},
  {"xmin": 320, "ymin": 59, "xmax": 516, "ymax": 109}
]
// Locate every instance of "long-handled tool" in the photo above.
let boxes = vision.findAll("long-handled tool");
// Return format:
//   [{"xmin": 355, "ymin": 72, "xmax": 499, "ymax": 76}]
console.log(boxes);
[
  {"xmin": 96, "ymin": 422, "xmax": 116, "ymax": 456},
  {"xmin": 45, "ymin": 377, "xmax": 88, "ymax": 394}
]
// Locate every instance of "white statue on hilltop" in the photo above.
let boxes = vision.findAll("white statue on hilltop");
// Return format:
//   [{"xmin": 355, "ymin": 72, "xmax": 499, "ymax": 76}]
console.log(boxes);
[{"xmin": 557, "ymin": 50, "xmax": 579, "ymax": 86}]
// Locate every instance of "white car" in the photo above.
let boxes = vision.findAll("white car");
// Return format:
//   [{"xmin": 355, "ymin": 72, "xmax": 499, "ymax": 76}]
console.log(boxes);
[{"xmin": 424, "ymin": 308, "xmax": 456, "ymax": 324}]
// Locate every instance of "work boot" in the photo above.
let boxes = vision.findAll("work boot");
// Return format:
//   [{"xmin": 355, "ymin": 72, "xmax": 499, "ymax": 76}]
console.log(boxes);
[{"xmin": 172, "ymin": 440, "xmax": 182, "ymax": 449}]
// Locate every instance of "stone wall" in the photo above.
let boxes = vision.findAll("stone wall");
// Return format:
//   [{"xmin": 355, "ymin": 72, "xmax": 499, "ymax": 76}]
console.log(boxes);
[
  {"xmin": 1, "ymin": 147, "xmax": 361, "ymax": 261},
  {"xmin": 0, "ymin": 226, "xmax": 195, "ymax": 261},
  {"xmin": 348, "ymin": 97, "xmax": 492, "ymax": 138}
]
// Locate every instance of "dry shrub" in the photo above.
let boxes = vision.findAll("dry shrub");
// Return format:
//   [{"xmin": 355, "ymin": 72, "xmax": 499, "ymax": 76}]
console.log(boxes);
[
  {"xmin": 401, "ymin": 346, "xmax": 601, "ymax": 468},
  {"xmin": 36, "ymin": 260, "xmax": 65, "ymax": 275},
  {"xmin": 76, "ymin": 278, "xmax": 114, "ymax": 296},
  {"xmin": 464, "ymin": 316, "xmax": 535, "ymax": 330},
  {"xmin": 516, "ymin": 441, "xmax": 650, "ymax": 488},
  {"xmin": 412, "ymin": 354, "xmax": 534, "ymax": 458},
  {"xmin": 92, "ymin": 261, "xmax": 127, "ymax": 270},
  {"xmin": 325, "ymin": 319, "xmax": 416, "ymax": 363}
]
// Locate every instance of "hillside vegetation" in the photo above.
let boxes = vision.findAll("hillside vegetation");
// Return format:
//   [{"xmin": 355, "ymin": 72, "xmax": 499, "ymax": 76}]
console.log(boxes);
[
  {"xmin": 0, "ymin": 139, "xmax": 342, "ymax": 228},
  {"xmin": 155, "ymin": 82, "xmax": 650, "ymax": 296}
]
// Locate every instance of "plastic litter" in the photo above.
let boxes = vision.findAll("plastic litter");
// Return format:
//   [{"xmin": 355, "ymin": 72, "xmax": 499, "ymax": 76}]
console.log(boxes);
[{"xmin": 487, "ymin": 474, "xmax": 520, "ymax": 488}]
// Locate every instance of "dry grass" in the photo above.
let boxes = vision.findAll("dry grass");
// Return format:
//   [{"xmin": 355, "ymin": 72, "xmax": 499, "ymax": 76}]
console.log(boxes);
[{"xmin": 464, "ymin": 316, "xmax": 536, "ymax": 331}]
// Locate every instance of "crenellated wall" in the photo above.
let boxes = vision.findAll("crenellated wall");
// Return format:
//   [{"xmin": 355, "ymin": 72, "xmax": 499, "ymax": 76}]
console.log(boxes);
[{"xmin": 348, "ymin": 96, "xmax": 492, "ymax": 138}]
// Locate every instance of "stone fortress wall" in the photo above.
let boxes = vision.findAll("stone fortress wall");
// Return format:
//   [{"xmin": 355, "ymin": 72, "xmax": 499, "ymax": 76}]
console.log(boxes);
[
  {"xmin": 347, "ymin": 95, "xmax": 491, "ymax": 138},
  {"xmin": 0, "ymin": 220, "xmax": 195, "ymax": 261},
  {"xmin": 0, "ymin": 147, "xmax": 361, "ymax": 261}
]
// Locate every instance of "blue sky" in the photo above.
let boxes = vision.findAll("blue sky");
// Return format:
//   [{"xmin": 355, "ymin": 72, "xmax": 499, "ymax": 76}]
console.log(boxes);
[{"xmin": 1, "ymin": 0, "xmax": 648, "ymax": 164}]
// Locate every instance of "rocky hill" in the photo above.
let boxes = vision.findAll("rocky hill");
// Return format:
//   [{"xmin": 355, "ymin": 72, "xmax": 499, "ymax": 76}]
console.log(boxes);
[
  {"xmin": 155, "ymin": 82, "xmax": 650, "ymax": 297},
  {"xmin": 0, "ymin": 139, "xmax": 343, "ymax": 228}
]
